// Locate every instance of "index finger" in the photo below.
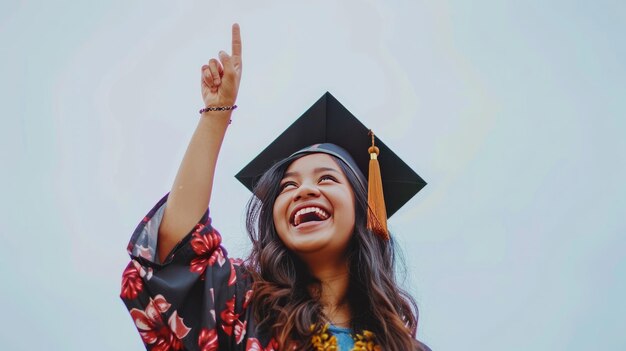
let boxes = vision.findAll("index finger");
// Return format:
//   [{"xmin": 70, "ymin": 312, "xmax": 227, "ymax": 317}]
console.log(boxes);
[{"xmin": 231, "ymin": 23, "xmax": 242, "ymax": 57}]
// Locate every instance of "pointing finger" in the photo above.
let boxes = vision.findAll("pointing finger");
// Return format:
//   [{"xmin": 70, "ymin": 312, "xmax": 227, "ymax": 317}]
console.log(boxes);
[{"xmin": 231, "ymin": 23, "xmax": 242, "ymax": 58}]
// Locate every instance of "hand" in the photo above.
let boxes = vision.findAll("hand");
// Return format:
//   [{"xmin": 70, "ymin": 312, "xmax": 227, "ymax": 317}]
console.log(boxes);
[{"xmin": 201, "ymin": 23, "xmax": 242, "ymax": 107}]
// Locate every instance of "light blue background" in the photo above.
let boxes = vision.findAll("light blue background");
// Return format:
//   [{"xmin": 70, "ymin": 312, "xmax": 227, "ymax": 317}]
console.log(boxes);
[{"xmin": 1, "ymin": 0, "xmax": 624, "ymax": 350}]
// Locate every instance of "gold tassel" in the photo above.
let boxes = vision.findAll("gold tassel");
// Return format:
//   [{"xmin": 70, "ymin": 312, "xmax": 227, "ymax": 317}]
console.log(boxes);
[{"xmin": 367, "ymin": 130, "xmax": 389, "ymax": 240}]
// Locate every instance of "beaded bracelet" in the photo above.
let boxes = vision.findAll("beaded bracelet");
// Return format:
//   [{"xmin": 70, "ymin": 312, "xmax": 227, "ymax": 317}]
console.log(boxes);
[{"xmin": 199, "ymin": 105, "xmax": 237, "ymax": 114}]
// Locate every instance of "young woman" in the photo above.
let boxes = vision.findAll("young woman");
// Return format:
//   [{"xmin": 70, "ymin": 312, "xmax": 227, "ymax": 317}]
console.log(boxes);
[{"xmin": 121, "ymin": 24, "xmax": 430, "ymax": 351}]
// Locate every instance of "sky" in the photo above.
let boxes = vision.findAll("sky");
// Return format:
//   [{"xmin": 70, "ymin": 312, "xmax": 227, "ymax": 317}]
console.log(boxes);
[{"xmin": 1, "ymin": 0, "xmax": 625, "ymax": 350}]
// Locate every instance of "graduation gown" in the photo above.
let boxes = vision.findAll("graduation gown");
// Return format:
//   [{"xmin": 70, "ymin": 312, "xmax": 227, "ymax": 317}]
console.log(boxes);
[{"xmin": 120, "ymin": 194, "xmax": 431, "ymax": 351}]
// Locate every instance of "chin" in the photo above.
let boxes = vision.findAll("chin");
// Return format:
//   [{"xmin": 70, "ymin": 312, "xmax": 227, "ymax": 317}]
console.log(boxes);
[
  {"xmin": 285, "ymin": 232, "xmax": 333, "ymax": 254},
  {"xmin": 286, "ymin": 232, "xmax": 353, "ymax": 261}
]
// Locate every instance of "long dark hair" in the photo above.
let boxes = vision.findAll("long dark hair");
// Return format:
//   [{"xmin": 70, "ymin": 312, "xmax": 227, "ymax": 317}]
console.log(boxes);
[{"xmin": 245, "ymin": 153, "xmax": 423, "ymax": 350}]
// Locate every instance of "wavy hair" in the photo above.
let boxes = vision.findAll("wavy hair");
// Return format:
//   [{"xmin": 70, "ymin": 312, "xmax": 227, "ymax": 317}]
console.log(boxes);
[{"xmin": 244, "ymin": 153, "xmax": 424, "ymax": 350}]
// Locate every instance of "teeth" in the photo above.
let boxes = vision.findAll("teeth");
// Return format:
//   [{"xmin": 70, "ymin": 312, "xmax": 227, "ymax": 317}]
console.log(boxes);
[{"xmin": 293, "ymin": 207, "xmax": 330, "ymax": 226}]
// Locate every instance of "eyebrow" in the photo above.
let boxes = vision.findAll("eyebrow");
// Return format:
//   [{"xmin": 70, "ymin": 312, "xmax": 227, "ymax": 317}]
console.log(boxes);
[{"xmin": 283, "ymin": 167, "xmax": 341, "ymax": 179}]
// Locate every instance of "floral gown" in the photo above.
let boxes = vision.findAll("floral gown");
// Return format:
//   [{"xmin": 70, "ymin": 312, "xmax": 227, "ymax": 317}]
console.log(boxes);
[
  {"xmin": 121, "ymin": 194, "xmax": 278, "ymax": 350},
  {"xmin": 120, "ymin": 194, "xmax": 431, "ymax": 351}
]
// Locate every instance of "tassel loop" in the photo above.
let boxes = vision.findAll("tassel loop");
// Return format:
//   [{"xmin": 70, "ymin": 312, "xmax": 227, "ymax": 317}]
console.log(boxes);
[
  {"xmin": 368, "ymin": 146, "xmax": 379, "ymax": 159},
  {"xmin": 367, "ymin": 130, "xmax": 389, "ymax": 240}
]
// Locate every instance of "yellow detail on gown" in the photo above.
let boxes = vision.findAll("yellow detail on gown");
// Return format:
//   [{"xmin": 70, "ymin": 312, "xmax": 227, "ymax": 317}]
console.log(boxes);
[{"xmin": 310, "ymin": 324, "xmax": 381, "ymax": 351}]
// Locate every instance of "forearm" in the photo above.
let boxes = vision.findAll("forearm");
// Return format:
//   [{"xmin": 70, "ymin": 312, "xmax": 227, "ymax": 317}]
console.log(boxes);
[
  {"xmin": 158, "ymin": 112, "xmax": 231, "ymax": 260},
  {"xmin": 154, "ymin": 23, "xmax": 242, "ymax": 261}
]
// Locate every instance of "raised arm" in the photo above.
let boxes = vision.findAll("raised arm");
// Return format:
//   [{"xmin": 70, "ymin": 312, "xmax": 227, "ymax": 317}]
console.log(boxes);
[{"xmin": 157, "ymin": 24, "xmax": 243, "ymax": 261}]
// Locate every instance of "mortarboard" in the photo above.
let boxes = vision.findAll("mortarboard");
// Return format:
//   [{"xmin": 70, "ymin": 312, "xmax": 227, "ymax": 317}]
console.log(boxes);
[{"xmin": 235, "ymin": 92, "xmax": 426, "ymax": 239}]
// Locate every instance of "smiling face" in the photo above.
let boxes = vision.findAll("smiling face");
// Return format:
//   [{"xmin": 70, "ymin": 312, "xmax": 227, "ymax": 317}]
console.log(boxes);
[{"xmin": 272, "ymin": 153, "xmax": 356, "ymax": 259}]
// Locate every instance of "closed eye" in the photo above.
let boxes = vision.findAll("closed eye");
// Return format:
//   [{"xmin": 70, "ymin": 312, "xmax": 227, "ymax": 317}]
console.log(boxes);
[
  {"xmin": 319, "ymin": 175, "xmax": 338, "ymax": 183},
  {"xmin": 279, "ymin": 181, "xmax": 297, "ymax": 191}
]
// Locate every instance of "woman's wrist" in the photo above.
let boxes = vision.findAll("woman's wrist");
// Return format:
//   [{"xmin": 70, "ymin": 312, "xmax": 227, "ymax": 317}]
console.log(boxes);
[
  {"xmin": 199, "ymin": 104, "xmax": 237, "ymax": 114},
  {"xmin": 199, "ymin": 109, "xmax": 233, "ymax": 126}
]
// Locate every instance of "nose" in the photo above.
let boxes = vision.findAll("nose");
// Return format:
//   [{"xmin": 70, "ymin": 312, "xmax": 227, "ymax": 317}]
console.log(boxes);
[{"xmin": 293, "ymin": 181, "xmax": 320, "ymax": 201}]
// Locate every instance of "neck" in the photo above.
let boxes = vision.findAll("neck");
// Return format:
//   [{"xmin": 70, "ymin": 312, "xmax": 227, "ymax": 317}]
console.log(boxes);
[{"xmin": 304, "ymin": 257, "xmax": 352, "ymax": 327}]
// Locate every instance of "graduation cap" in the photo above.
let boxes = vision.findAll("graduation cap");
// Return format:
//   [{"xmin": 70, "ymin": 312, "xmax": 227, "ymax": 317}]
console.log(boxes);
[{"xmin": 236, "ymin": 92, "xmax": 426, "ymax": 239}]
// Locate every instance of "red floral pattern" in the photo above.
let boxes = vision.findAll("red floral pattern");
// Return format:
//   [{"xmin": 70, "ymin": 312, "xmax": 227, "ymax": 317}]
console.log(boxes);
[
  {"xmin": 198, "ymin": 328, "xmax": 218, "ymax": 351},
  {"xmin": 190, "ymin": 224, "xmax": 225, "ymax": 275},
  {"xmin": 246, "ymin": 338, "xmax": 263, "ymax": 351},
  {"xmin": 121, "ymin": 260, "xmax": 143, "ymax": 300},
  {"xmin": 234, "ymin": 320, "xmax": 247, "ymax": 344},
  {"xmin": 246, "ymin": 338, "xmax": 279, "ymax": 351},
  {"xmin": 220, "ymin": 296, "xmax": 238, "ymax": 336},
  {"xmin": 227, "ymin": 262, "xmax": 237, "ymax": 286},
  {"xmin": 121, "ymin": 195, "xmax": 302, "ymax": 350},
  {"xmin": 130, "ymin": 294, "xmax": 190, "ymax": 351}
]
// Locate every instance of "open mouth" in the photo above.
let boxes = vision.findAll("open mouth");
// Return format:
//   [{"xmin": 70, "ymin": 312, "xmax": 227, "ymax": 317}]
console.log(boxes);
[{"xmin": 291, "ymin": 206, "xmax": 330, "ymax": 227}]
